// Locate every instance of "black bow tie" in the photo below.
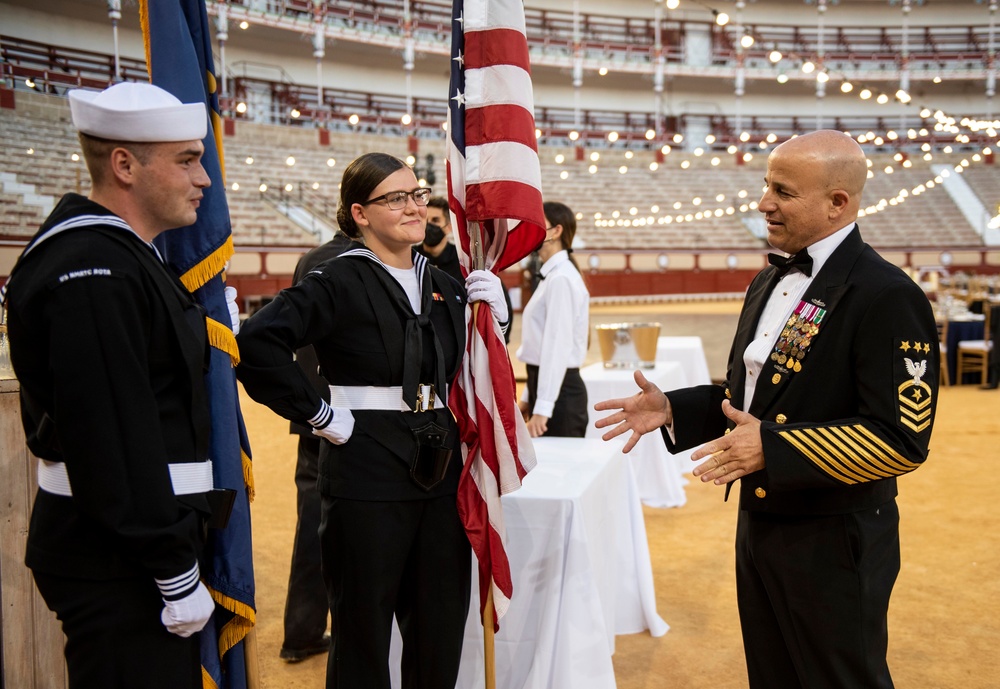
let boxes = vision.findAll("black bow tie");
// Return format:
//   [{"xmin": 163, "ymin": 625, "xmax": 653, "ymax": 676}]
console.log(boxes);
[{"xmin": 768, "ymin": 250, "xmax": 813, "ymax": 277}]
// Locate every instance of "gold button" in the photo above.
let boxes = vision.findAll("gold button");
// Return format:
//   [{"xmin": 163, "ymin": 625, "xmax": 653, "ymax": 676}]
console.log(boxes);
[
  {"xmin": 771, "ymin": 373, "xmax": 781, "ymax": 384},
  {"xmin": 724, "ymin": 428, "xmax": 731, "ymax": 435},
  {"xmin": 755, "ymin": 487, "xmax": 766, "ymax": 499},
  {"xmin": 725, "ymin": 388, "xmax": 732, "ymax": 399},
  {"xmin": 775, "ymin": 414, "xmax": 787, "ymax": 424}
]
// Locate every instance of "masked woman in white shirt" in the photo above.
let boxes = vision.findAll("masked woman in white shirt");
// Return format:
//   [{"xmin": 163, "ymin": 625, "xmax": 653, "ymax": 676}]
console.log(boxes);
[{"xmin": 517, "ymin": 201, "xmax": 591, "ymax": 437}]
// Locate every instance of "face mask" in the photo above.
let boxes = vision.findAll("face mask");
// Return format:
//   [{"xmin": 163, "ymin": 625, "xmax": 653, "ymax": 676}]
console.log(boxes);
[{"xmin": 424, "ymin": 222, "xmax": 446, "ymax": 246}]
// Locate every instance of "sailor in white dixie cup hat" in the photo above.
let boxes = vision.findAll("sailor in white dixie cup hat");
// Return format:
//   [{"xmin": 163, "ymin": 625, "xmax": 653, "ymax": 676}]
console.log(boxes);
[{"xmin": 3, "ymin": 80, "xmax": 230, "ymax": 689}]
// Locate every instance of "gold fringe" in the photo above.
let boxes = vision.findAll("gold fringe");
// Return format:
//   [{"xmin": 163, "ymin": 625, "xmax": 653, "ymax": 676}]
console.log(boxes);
[
  {"xmin": 201, "ymin": 666, "xmax": 219, "ymax": 689},
  {"xmin": 207, "ymin": 586, "xmax": 257, "ymax": 659},
  {"xmin": 182, "ymin": 236, "xmax": 235, "ymax": 295},
  {"xmin": 139, "ymin": 1, "xmax": 151, "ymax": 77},
  {"xmin": 206, "ymin": 586, "xmax": 257, "ymax": 660},
  {"xmin": 205, "ymin": 316, "xmax": 239, "ymax": 367},
  {"xmin": 242, "ymin": 448, "xmax": 255, "ymax": 502}
]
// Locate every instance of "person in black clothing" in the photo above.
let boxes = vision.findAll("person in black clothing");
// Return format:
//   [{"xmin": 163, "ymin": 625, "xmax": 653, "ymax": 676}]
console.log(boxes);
[
  {"xmin": 236, "ymin": 153, "xmax": 509, "ymax": 689},
  {"xmin": 596, "ymin": 131, "xmax": 939, "ymax": 689},
  {"xmin": 417, "ymin": 195, "xmax": 512, "ymax": 343},
  {"xmin": 280, "ymin": 230, "xmax": 354, "ymax": 662},
  {"xmin": 3, "ymin": 82, "xmax": 222, "ymax": 689}
]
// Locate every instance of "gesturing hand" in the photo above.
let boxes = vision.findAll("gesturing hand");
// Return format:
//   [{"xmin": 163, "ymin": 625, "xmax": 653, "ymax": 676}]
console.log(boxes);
[
  {"xmin": 690, "ymin": 400, "xmax": 765, "ymax": 485},
  {"xmin": 593, "ymin": 370, "xmax": 671, "ymax": 453}
]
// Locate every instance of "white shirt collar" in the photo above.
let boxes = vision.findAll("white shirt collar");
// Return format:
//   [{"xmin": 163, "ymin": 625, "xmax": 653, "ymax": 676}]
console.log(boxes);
[{"xmin": 541, "ymin": 249, "xmax": 569, "ymax": 277}]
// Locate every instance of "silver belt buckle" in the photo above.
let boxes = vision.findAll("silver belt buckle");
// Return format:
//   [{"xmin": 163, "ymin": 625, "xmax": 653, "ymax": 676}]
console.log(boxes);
[{"xmin": 414, "ymin": 384, "xmax": 436, "ymax": 412}]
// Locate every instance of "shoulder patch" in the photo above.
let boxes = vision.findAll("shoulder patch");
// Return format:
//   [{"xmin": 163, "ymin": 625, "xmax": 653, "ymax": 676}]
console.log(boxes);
[{"xmin": 895, "ymin": 336, "xmax": 934, "ymax": 436}]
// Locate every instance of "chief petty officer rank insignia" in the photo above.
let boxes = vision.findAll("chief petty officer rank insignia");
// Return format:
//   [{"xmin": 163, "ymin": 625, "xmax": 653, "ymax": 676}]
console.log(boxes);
[{"xmin": 895, "ymin": 338, "xmax": 935, "ymax": 435}]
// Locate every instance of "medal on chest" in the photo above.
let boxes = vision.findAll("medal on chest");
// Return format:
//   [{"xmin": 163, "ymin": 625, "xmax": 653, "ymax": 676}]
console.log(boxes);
[{"xmin": 769, "ymin": 300, "xmax": 827, "ymax": 376}]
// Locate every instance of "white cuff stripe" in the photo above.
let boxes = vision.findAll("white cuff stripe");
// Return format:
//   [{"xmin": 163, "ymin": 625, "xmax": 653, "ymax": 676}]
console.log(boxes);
[
  {"xmin": 156, "ymin": 562, "xmax": 201, "ymax": 600},
  {"xmin": 309, "ymin": 401, "xmax": 333, "ymax": 428}
]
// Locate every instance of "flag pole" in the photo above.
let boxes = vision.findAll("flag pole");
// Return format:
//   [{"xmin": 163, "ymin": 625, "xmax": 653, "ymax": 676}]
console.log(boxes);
[
  {"xmin": 244, "ymin": 627, "xmax": 261, "ymax": 689},
  {"xmin": 468, "ymin": 220, "xmax": 495, "ymax": 688},
  {"xmin": 484, "ymin": 583, "xmax": 496, "ymax": 689},
  {"xmin": 469, "ymin": 220, "xmax": 485, "ymax": 272}
]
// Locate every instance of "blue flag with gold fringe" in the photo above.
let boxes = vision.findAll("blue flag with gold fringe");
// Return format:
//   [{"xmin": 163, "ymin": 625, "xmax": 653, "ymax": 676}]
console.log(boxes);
[{"xmin": 139, "ymin": 1, "xmax": 256, "ymax": 687}]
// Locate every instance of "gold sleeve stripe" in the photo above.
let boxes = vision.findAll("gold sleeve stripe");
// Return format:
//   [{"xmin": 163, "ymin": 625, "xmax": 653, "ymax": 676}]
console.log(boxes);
[
  {"xmin": 835, "ymin": 426, "xmax": 904, "ymax": 471},
  {"xmin": 798, "ymin": 428, "xmax": 887, "ymax": 481},
  {"xmin": 827, "ymin": 426, "xmax": 909, "ymax": 477},
  {"xmin": 826, "ymin": 426, "xmax": 906, "ymax": 477},
  {"xmin": 845, "ymin": 424, "xmax": 921, "ymax": 471},
  {"xmin": 808, "ymin": 428, "xmax": 893, "ymax": 480},
  {"xmin": 779, "ymin": 430, "xmax": 862, "ymax": 484},
  {"xmin": 838, "ymin": 424, "xmax": 916, "ymax": 476}
]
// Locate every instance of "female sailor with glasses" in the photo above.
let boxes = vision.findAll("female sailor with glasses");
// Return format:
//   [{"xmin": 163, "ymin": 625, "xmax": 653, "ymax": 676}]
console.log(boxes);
[{"xmin": 236, "ymin": 152, "xmax": 508, "ymax": 689}]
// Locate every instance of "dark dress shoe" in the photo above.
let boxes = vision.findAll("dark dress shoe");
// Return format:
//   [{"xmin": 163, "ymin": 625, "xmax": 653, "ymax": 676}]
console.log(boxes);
[{"xmin": 279, "ymin": 632, "xmax": 331, "ymax": 663}]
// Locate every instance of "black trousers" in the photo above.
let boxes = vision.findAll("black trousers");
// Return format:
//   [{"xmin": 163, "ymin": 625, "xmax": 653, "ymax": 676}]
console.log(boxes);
[
  {"xmin": 283, "ymin": 435, "xmax": 331, "ymax": 650},
  {"xmin": 319, "ymin": 494, "xmax": 471, "ymax": 689},
  {"xmin": 735, "ymin": 501, "xmax": 900, "ymax": 689},
  {"xmin": 525, "ymin": 364, "xmax": 589, "ymax": 437},
  {"xmin": 32, "ymin": 571, "xmax": 202, "ymax": 689}
]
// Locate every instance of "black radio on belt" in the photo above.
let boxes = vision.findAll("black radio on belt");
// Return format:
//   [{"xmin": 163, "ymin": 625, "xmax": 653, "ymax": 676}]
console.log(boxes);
[{"xmin": 410, "ymin": 421, "xmax": 452, "ymax": 491}]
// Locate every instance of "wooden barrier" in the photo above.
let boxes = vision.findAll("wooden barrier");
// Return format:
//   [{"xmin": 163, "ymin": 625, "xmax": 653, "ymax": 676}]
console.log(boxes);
[{"xmin": 0, "ymin": 378, "xmax": 67, "ymax": 688}]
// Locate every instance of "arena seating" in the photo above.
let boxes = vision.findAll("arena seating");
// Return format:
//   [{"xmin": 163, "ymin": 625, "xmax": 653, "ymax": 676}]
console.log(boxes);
[{"xmin": 0, "ymin": 89, "xmax": 991, "ymax": 255}]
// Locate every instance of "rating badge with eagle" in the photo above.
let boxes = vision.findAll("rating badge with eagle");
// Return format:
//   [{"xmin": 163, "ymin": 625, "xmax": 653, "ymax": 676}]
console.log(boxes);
[{"xmin": 895, "ymin": 337, "xmax": 936, "ymax": 436}]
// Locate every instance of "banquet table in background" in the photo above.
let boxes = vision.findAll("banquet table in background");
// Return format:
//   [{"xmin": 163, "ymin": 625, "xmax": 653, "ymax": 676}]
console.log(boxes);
[
  {"xmin": 389, "ymin": 437, "xmax": 668, "ymax": 689},
  {"xmin": 581, "ymin": 361, "xmax": 690, "ymax": 507},
  {"xmin": 943, "ymin": 316, "xmax": 985, "ymax": 384},
  {"xmin": 656, "ymin": 336, "xmax": 712, "ymax": 387}
]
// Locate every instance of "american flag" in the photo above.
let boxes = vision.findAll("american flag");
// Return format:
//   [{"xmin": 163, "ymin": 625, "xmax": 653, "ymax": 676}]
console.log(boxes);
[{"xmin": 445, "ymin": 0, "xmax": 547, "ymax": 630}]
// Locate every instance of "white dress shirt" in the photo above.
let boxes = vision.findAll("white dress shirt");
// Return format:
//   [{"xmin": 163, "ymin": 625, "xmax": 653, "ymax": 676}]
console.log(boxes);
[
  {"xmin": 516, "ymin": 250, "xmax": 590, "ymax": 418},
  {"xmin": 742, "ymin": 223, "xmax": 856, "ymax": 408}
]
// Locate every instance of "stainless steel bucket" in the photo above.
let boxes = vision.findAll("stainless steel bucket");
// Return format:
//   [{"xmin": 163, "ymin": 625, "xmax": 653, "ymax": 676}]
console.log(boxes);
[{"xmin": 595, "ymin": 322, "xmax": 661, "ymax": 369}]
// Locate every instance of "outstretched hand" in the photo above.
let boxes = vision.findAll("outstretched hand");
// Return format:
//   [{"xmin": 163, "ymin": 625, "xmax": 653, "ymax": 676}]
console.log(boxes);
[
  {"xmin": 593, "ymin": 370, "xmax": 671, "ymax": 453},
  {"xmin": 690, "ymin": 400, "xmax": 765, "ymax": 485}
]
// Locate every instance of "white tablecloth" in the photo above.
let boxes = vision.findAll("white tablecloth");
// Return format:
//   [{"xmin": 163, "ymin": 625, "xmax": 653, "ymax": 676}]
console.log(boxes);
[
  {"xmin": 391, "ymin": 437, "xmax": 667, "ymax": 689},
  {"xmin": 656, "ymin": 336, "xmax": 712, "ymax": 386},
  {"xmin": 581, "ymin": 361, "xmax": 689, "ymax": 507},
  {"xmin": 655, "ymin": 336, "xmax": 712, "ymax": 477}
]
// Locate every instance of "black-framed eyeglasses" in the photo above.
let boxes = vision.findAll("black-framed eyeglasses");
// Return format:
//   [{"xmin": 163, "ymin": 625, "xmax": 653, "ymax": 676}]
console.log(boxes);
[{"xmin": 362, "ymin": 188, "xmax": 432, "ymax": 210}]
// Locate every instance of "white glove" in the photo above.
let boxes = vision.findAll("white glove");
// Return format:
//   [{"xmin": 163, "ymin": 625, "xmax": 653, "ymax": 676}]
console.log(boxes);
[
  {"xmin": 310, "ymin": 401, "xmax": 355, "ymax": 445},
  {"xmin": 224, "ymin": 286, "xmax": 240, "ymax": 335},
  {"xmin": 157, "ymin": 565, "xmax": 214, "ymax": 638},
  {"xmin": 465, "ymin": 269, "xmax": 508, "ymax": 324}
]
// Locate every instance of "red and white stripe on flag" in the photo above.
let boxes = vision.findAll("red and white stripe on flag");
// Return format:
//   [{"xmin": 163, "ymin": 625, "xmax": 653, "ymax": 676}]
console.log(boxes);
[{"xmin": 445, "ymin": 0, "xmax": 546, "ymax": 631}]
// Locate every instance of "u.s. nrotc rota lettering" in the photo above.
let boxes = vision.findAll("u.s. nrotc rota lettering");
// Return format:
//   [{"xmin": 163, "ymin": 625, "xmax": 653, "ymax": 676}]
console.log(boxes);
[{"xmin": 57, "ymin": 267, "xmax": 113, "ymax": 283}]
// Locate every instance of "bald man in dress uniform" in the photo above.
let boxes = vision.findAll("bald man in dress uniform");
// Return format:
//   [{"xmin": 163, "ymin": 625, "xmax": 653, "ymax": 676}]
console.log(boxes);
[{"xmin": 596, "ymin": 130, "xmax": 939, "ymax": 689}]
